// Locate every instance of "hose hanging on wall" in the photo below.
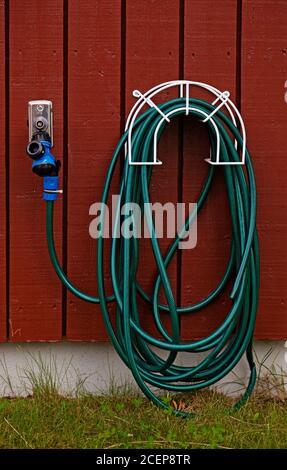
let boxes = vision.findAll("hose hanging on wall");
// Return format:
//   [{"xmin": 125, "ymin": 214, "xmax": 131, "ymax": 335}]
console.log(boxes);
[{"xmin": 37, "ymin": 81, "xmax": 260, "ymax": 416}]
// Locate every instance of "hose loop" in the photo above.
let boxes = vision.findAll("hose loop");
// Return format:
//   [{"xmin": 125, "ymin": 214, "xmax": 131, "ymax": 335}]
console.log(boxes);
[{"xmin": 46, "ymin": 97, "xmax": 260, "ymax": 416}]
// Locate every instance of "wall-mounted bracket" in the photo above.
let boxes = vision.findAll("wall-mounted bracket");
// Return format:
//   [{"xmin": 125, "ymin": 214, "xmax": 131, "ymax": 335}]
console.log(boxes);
[{"xmin": 125, "ymin": 80, "xmax": 246, "ymax": 166}]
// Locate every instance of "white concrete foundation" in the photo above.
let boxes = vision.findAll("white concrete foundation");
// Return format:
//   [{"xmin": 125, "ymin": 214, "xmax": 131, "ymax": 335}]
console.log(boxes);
[{"xmin": 0, "ymin": 341, "xmax": 286, "ymax": 397}]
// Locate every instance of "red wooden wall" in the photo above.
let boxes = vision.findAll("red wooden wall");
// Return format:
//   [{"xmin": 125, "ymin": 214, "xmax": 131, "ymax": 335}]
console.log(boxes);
[{"xmin": 0, "ymin": 0, "xmax": 286, "ymax": 342}]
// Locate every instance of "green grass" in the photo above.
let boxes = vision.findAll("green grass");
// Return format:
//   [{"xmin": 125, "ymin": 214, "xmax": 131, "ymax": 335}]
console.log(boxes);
[{"xmin": 0, "ymin": 390, "xmax": 286, "ymax": 449}]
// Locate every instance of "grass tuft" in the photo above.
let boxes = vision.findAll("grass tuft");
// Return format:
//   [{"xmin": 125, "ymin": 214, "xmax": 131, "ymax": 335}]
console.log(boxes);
[
  {"xmin": 0, "ymin": 390, "xmax": 286, "ymax": 449},
  {"xmin": 0, "ymin": 346, "xmax": 286, "ymax": 448}
]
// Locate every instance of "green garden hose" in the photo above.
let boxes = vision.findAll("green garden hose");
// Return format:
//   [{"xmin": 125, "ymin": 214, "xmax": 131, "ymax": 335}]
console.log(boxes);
[{"xmin": 46, "ymin": 96, "xmax": 260, "ymax": 417}]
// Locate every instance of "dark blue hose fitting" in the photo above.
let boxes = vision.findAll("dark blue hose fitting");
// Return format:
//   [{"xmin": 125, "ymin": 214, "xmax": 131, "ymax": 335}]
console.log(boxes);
[
  {"xmin": 43, "ymin": 175, "xmax": 60, "ymax": 201},
  {"xmin": 26, "ymin": 138, "xmax": 61, "ymax": 200},
  {"xmin": 27, "ymin": 140, "xmax": 60, "ymax": 176}
]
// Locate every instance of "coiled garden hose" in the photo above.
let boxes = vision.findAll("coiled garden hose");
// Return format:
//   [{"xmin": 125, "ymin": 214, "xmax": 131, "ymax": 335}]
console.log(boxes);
[{"xmin": 46, "ymin": 96, "xmax": 260, "ymax": 416}]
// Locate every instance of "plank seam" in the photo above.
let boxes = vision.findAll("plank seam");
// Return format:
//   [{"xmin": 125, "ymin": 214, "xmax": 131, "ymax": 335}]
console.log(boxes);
[
  {"xmin": 62, "ymin": 0, "xmax": 69, "ymax": 338},
  {"xmin": 120, "ymin": 0, "xmax": 126, "ymax": 137},
  {"xmin": 236, "ymin": 0, "xmax": 242, "ymax": 110},
  {"xmin": 177, "ymin": 0, "xmax": 185, "ymax": 308},
  {"xmin": 5, "ymin": 0, "xmax": 9, "ymax": 340}
]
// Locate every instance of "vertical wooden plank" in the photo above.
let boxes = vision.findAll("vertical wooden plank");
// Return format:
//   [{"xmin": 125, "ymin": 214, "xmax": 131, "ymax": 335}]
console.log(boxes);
[
  {"xmin": 181, "ymin": 0, "xmax": 238, "ymax": 339},
  {"xmin": 0, "ymin": 0, "xmax": 6, "ymax": 341},
  {"xmin": 66, "ymin": 0, "xmax": 121, "ymax": 340},
  {"xmin": 242, "ymin": 0, "xmax": 287, "ymax": 339},
  {"xmin": 125, "ymin": 0, "xmax": 180, "ymax": 336},
  {"xmin": 9, "ymin": 0, "xmax": 63, "ymax": 340}
]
